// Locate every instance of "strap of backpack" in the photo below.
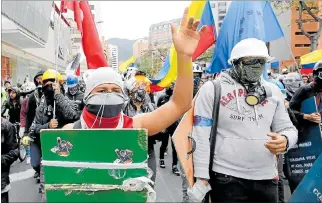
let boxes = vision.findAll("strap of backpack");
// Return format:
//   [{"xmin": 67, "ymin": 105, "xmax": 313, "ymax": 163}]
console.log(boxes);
[{"xmin": 209, "ymin": 79, "xmax": 222, "ymax": 173}]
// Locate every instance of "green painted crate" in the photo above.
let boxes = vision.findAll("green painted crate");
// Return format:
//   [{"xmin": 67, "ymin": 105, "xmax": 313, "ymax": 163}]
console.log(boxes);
[{"xmin": 40, "ymin": 129, "xmax": 151, "ymax": 202}]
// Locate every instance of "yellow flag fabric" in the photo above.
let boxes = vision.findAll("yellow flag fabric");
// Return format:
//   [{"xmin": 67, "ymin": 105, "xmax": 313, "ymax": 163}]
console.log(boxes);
[
  {"xmin": 157, "ymin": 1, "xmax": 207, "ymax": 87},
  {"xmin": 119, "ymin": 56, "xmax": 136, "ymax": 73},
  {"xmin": 300, "ymin": 49, "xmax": 322, "ymax": 65}
]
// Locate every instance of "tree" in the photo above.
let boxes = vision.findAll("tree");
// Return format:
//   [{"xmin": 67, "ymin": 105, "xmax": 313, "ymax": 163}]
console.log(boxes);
[
  {"xmin": 137, "ymin": 45, "xmax": 170, "ymax": 78},
  {"xmin": 274, "ymin": 0, "xmax": 322, "ymax": 51},
  {"xmin": 196, "ymin": 46, "xmax": 213, "ymax": 63}
]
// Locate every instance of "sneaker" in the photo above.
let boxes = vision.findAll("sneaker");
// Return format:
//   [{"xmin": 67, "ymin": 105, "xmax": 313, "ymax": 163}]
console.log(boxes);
[
  {"xmin": 34, "ymin": 172, "xmax": 39, "ymax": 179},
  {"xmin": 39, "ymin": 183, "xmax": 45, "ymax": 194},
  {"xmin": 164, "ymin": 147, "xmax": 168, "ymax": 156},
  {"xmin": 26, "ymin": 157, "xmax": 30, "ymax": 165},
  {"xmin": 172, "ymin": 165, "xmax": 180, "ymax": 176},
  {"xmin": 160, "ymin": 160, "xmax": 166, "ymax": 168}
]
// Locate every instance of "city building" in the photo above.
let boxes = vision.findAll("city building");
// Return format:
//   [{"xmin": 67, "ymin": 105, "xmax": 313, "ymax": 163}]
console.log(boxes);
[
  {"xmin": 210, "ymin": 1, "xmax": 232, "ymax": 33},
  {"xmin": 1, "ymin": 2, "xmax": 72, "ymax": 83},
  {"xmin": 108, "ymin": 44, "xmax": 119, "ymax": 70},
  {"xmin": 269, "ymin": 2, "xmax": 322, "ymax": 69},
  {"xmin": 290, "ymin": 2, "xmax": 322, "ymax": 61},
  {"xmin": 149, "ymin": 18, "xmax": 181, "ymax": 49},
  {"xmin": 133, "ymin": 39, "xmax": 148, "ymax": 59}
]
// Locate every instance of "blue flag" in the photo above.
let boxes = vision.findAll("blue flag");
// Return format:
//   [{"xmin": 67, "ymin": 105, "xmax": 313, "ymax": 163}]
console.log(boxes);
[{"xmin": 206, "ymin": 1, "xmax": 284, "ymax": 74}]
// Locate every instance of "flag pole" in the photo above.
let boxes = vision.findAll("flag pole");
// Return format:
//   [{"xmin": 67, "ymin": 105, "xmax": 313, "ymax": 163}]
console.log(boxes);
[
  {"xmin": 53, "ymin": 4, "xmax": 63, "ymax": 119},
  {"xmin": 283, "ymin": 37, "xmax": 299, "ymax": 71}
]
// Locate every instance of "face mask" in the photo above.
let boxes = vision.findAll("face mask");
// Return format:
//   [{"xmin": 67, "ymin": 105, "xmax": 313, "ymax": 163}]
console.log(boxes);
[
  {"xmin": 42, "ymin": 84, "xmax": 55, "ymax": 100},
  {"xmin": 166, "ymin": 88, "xmax": 173, "ymax": 95},
  {"xmin": 68, "ymin": 86, "xmax": 78, "ymax": 96},
  {"xmin": 84, "ymin": 93, "xmax": 125, "ymax": 118},
  {"xmin": 233, "ymin": 60, "xmax": 265, "ymax": 84},
  {"xmin": 132, "ymin": 89, "xmax": 146, "ymax": 103}
]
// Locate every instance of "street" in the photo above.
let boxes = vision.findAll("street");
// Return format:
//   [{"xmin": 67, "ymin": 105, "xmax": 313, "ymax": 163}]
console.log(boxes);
[{"xmin": 9, "ymin": 141, "xmax": 291, "ymax": 202}]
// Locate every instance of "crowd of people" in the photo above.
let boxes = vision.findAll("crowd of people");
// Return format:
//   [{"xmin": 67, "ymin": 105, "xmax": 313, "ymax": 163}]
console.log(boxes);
[{"xmin": 1, "ymin": 11, "xmax": 321, "ymax": 203}]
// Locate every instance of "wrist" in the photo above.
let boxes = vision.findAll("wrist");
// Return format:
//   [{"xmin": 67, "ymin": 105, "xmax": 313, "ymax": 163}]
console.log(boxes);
[{"xmin": 281, "ymin": 134, "xmax": 289, "ymax": 151}]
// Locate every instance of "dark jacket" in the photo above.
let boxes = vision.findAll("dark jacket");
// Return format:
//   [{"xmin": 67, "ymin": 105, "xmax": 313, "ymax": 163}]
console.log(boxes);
[
  {"xmin": 157, "ymin": 94, "xmax": 179, "ymax": 133},
  {"xmin": 289, "ymin": 83, "xmax": 319, "ymax": 130},
  {"xmin": 123, "ymin": 99, "xmax": 156, "ymax": 153},
  {"xmin": 29, "ymin": 93, "xmax": 80, "ymax": 146},
  {"xmin": 1, "ymin": 118, "xmax": 18, "ymax": 190},
  {"xmin": 1, "ymin": 87, "xmax": 22, "ymax": 124},
  {"xmin": 25, "ymin": 89, "xmax": 42, "ymax": 136},
  {"xmin": 66, "ymin": 90, "xmax": 85, "ymax": 117}
]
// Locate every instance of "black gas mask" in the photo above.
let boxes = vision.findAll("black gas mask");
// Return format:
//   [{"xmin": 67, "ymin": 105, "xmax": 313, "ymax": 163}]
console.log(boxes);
[
  {"xmin": 132, "ymin": 88, "xmax": 146, "ymax": 103},
  {"xmin": 230, "ymin": 58, "xmax": 271, "ymax": 106},
  {"xmin": 245, "ymin": 83, "xmax": 272, "ymax": 106}
]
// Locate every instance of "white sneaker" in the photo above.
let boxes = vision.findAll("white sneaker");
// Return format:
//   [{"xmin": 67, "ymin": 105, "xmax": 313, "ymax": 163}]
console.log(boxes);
[{"xmin": 26, "ymin": 157, "xmax": 30, "ymax": 164}]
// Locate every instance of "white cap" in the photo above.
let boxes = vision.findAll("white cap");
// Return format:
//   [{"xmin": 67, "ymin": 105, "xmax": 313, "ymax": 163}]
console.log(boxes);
[
  {"xmin": 83, "ymin": 67, "xmax": 124, "ymax": 99},
  {"xmin": 228, "ymin": 38, "xmax": 274, "ymax": 64},
  {"xmin": 193, "ymin": 63, "xmax": 203, "ymax": 73}
]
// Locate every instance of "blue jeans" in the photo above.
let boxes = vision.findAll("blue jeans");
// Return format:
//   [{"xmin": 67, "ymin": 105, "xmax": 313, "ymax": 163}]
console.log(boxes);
[
  {"xmin": 30, "ymin": 142, "xmax": 41, "ymax": 173},
  {"xmin": 178, "ymin": 164, "xmax": 190, "ymax": 202}
]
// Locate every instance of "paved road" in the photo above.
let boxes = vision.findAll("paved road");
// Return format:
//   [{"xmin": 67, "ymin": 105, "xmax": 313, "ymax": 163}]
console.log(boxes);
[{"xmin": 8, "ymin": 141, "xmax": 291, "ymax": 202}]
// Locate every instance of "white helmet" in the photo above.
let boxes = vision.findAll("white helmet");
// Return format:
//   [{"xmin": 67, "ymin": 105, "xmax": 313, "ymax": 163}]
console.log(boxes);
[
  {"xmin": 228, "ymin": 38, "xmax": 274, "ymax": 64},
  {"xmin": 20, "ymin": 82, "xmax": 36, "ymax": 94},
  {"xmin": 193, "ymin": 63, "xmax": 203, "ymax": 73}
]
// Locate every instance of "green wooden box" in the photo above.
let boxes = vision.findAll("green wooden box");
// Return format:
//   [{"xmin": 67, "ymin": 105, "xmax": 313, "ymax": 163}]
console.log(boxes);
[{"xmin": 40, "ymin": 129, "xmax": 152, "ymax": 202}]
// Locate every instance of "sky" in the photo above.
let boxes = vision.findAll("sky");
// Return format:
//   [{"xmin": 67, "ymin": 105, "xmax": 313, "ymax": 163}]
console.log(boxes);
[{"xmin": 98, "ymin": 1, "xmax": 191, "ymax": 40}]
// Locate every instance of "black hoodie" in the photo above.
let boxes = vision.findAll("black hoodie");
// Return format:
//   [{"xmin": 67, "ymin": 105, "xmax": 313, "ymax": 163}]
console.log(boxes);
[
  {"xmin": 1, "ymin": 87, "xmax": 22, "ymax": 124},
  {"xmin": 25, "ymin": 70, "xmax": 44, "ymax": 136}
]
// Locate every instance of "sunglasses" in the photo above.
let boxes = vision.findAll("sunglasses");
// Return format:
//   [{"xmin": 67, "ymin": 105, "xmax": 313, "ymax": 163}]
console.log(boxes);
[{"xmin": 241, "ymin": 58, "xmax": 267, "ymax": 66}]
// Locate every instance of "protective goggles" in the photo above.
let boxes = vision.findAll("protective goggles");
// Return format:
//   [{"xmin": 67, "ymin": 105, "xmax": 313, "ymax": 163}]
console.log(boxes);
[{"xmin": 240, "ymin": 58, "xmax": 267, "ymax": 65}]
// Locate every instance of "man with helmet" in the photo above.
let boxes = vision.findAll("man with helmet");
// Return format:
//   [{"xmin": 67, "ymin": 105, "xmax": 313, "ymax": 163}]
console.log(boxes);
[
  {"xmin": 123, "ymin": 72, "xmax": 157, "ymax": 183},
  {"xmin": 193, "ymin": 63, "xmax": 203, "ymax": 97},
  {"xmin": 288, "ymin": 60, "xmax": 322, "ymax": 192},
  {"xmin": 189, "ymin": 38, "xmax": 298, "ymax": 202},
  {"xmin": 66, "ymin": 74, "xmax": 85, "ymax": 115},
  {"xmin": 29, "ymin": 69, "xmax": 80, "ymax": 194},
  {"xmin": 19, "ymin": 82, "xmax": 37, "ymax": 164},
  {"xmin": 290, "ymin": 60, "xmax": 322, "ymax": 128}
]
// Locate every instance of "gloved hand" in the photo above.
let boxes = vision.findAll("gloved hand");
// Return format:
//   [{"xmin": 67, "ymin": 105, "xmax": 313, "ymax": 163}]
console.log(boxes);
[
  {"xmin": 22, "ymin": 136, "xmax": 30, "ymax": 146},
  {"xmin": 187, "ymin": 179, "xmax": 211, "ymax": 202}
]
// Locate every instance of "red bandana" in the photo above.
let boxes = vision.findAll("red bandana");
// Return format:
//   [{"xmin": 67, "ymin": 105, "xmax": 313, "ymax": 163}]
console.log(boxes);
[{"xmin": 82, "ymin": 108, "xmax": 133, "ymax": 129}]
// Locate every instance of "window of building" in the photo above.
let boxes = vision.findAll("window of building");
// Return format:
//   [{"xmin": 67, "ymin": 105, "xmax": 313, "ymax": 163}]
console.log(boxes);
[
  {"xmin": 73, "ymin": 38, "xmax": 81, "ymax": 43},
  {"xmin": 295, "ymin": 44, "xmax": 310, "ymax": 47},
  {"xmin": 219, "ymin": 16, "xmax": 225, "ymax": 21},
  {"xmin": 218, "ymin": 2, "xmax": 226, "ymax": 7},
  {"xmin": 90, "ymin": 5, "xmax": 94, "ymax": 10},
  {"xmin": 219, "ymin": 22, "xmax": 222, "ymax": 28}
]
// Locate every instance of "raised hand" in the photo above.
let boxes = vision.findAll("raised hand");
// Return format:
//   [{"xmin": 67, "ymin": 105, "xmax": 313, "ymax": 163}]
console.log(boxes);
[{"xmin": 171, "ymin": 7, "xmax": 206, "ymax": 57}]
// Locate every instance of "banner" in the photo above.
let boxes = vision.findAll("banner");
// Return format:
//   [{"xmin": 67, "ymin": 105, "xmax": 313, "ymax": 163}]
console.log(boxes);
[
  {"xmin": 285, "ymin": 97, "xmax": 322, "ymax": 188},
  {"xmin": 289, "ymin": 154, "xmax": 322, "ymax": 202}
]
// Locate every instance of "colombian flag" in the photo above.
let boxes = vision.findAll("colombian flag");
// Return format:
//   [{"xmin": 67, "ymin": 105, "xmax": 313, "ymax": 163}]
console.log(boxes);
[
  {"xmin": 150, "ymin": 1, "xmax": 216, "ymax": 88},
  {"xmin": 300, "ymin": 49, "xmax": 322, "ymax": 75},
  {"xmin": 119, "ymin": 56, "xmax": 136, "ymax": 73}
]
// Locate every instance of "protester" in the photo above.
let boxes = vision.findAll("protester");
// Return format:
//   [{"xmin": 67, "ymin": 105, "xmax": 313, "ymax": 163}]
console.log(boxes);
[
  {"xmin": 302, "ymin": 75, "xmax": 309, "ymax": 84},
  {"xmin": 29, "ymin": 69, "xmax": 80, "ymax": 195},
  {"xmin": 288, "ymin": 60, "xmax": 322, "ymax": 192},
  {"xmin": 1, "ymin": 87, "xmax": 22, "ymax": 124},
  {"xmin": 4, "ymin": 81, "xmax": 11, "ymax": 93},
  {"xmin": 289, "ymin": 60, "xmax": 322, "ymax": 129},
  {"xmin": 157, "ymin": 83, "xmax": 180, "ymax": 176},
  {"xmin": 193, "ymin": 63, "xmax": 203, "ymax": 97},
  {"xmin": 283, "ymin": 72, "xmax": 303, "ymax": 102},
  {"xmin": 63, "ymin": 7, "xmax": 204, "ymax": 139},
  {"xmin": 19, "ymin": 82, "xmax": 37, "ymax": 164},
  {"xmin": 1, "ymin": 118, "xmax": 19, "ymax": 203},
  {"xmin": 66, "ymin": 74, "xmax": 85, "ymax": 116},
  {"xmin": 123, "ymin": 72, "xmax": 157, "ymax": 183},
  {"xmin": 189, "ymin": 38, "xmax": 298, "ymax": 202},
  {"xmin": 23, "ymin": 70, "xmax": 44, "ymax": 181}
]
